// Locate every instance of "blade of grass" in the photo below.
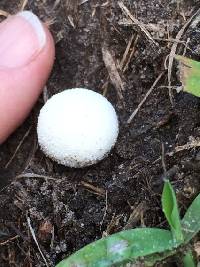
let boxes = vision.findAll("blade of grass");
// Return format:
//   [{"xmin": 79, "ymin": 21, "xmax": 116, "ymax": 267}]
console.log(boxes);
[
  {"xmin": 162, "ymin": 180, "xmax": 183, "ymax": 242},
  {"xmin": 182, "ymin": 193, "xmax": 200, "ymax": 243}
]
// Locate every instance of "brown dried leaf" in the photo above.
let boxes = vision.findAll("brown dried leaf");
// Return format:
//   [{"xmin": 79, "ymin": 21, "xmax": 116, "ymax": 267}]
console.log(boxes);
[
  {"xmin": 38, "ymin": 220, "xmax": 53, "ymax": 241},
  {"xmin": 102, "ymin": 45, "xmax": 124, "ymax": 100}
]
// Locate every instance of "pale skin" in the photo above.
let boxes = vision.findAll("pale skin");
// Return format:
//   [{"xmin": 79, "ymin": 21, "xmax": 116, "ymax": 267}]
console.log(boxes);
[{"xmin": 0, "ymin": 11, "xmax": 55, "ymax": 143}]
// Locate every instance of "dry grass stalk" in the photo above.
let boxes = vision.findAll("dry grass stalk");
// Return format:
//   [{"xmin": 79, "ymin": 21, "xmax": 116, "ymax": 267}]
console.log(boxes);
[
  {"xmin": 118, "ymin": 1, "xmax": 157, "ymax": 46},
  {"xmin": 20, "ymin": 0, "xmax": 28, "ymax": 11},
  {"xmin": 127, "ymin": 72, "xmax": 164, "ymax": 124},
  {"xmin": 27, "ymin": 216, "xmax": 49, "ymax": 267},
  {"xmin": 5, "ymin": 126, "xmax": 32, "ymax": 168}
]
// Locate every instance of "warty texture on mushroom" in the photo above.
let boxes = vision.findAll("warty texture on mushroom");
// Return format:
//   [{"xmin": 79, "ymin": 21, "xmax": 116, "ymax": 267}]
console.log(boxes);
[{"xmin": 37, "ymin": 88, "xmax": 119, "ymax": 168}]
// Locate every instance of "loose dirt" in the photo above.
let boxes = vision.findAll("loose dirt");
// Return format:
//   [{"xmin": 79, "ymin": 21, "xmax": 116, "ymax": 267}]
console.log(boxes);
[{"xmin": 0, "ymin": 1, "xmax": 200, "ymax": 266}]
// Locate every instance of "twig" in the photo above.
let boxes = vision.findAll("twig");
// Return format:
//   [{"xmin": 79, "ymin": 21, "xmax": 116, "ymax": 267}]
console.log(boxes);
[
  {"xmin": 173, "ymin": 137, "xmax": 200, "ymax": 154},
  {"xmin": 81, "ymin": 181, "xmax": 105, "ymax": 196},
  {"xmin": 161, "ymin": 143, "xmax": 167, "ymax": 174},
  {"xmin": 53, "ymin": 0, "xmax": 61, "ymax": 9},
  {"xmin": 153, "ymin": 37, "xmax": 186, "ymax": 44},
  {"xmin": 120, "ymin": 34, "xmax": 135, "ymax": 70},
  {"xmin": 79, "ymin": 0, "xmax": 90, "ymax": 5},
  {"xmin": 5, "ymin": 126, "xmax": 32, "ymax": 168},
  {"xmin": 27, "ymin": 216, "xmax": 49, "ymax": 267},
  {"xmin": 23, "ymin": 134, "xmax": 38, "ymax": 171},
  {"xmin": 16, "ymin": 172, "xmax": 57, "ymax": 181},
  {"xmin": 118, "ymin": 1, "xmax": 157, "ymax": 46},
  {"xmin": 0, "ymin": 235, "xmax": 19, "ymax": 246},
  {"xmin": 50, "ymin": 226, "xmax": 55, "ymax": 249},
  {"xmin": 183, "ymin": 37, "xmax": 190, "ymax": 56},
  {"xmin": 152, "ymin": 137, "xmax": 200, "ymax": 166},
  {"xmin": 20, "ymin": 0, "xmax": 28, "ymax": 11},
  {"xmin": 120, "ymin": 34, "xmax": 139, "ymax": 73},
  {"xmin": 100, "ymin": 190, "xmax": 108, "ymax": 232},
  {"xmin": 102, "ymin": 34, "xmax": 138, "ymax": 97},
  {"xmin": 127, "ymin": 72, "xmax": 164, "ymax": 124}
]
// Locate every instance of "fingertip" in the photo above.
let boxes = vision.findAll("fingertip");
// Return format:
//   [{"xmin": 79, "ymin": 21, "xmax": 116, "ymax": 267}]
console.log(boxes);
[{"xmin": 0, "ymin": 11, "xmax": 55, "ymax": 143}]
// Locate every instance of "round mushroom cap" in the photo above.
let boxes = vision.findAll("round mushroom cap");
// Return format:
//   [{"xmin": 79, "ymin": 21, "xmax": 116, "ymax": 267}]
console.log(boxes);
[{"xmin": 37, "ymin": 88, "xmax": 119, "ymax": 168}]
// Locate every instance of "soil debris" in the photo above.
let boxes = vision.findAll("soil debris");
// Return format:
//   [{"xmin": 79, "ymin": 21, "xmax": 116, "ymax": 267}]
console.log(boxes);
[{"xmin": 0, "ymin": 1, "xmax": 200, "ymax": 266}]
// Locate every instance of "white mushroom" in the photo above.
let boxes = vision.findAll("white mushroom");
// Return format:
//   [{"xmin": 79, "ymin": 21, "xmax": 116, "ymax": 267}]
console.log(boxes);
[{"xmin": 37, "ymin": 88, "xmax": 119, "ymax": 168}]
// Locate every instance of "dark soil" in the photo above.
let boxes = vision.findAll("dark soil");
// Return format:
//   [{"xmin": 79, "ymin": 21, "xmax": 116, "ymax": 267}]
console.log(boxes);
[{"xmin": 0, "ymin": 0, "xmax": 200, "ymax": 266}]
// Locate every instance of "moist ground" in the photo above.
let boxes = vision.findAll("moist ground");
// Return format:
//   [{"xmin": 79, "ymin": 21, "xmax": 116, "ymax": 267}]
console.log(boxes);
[{"xmin": 0, "ymin": 0, "xmax": 200, "ymax": 266}]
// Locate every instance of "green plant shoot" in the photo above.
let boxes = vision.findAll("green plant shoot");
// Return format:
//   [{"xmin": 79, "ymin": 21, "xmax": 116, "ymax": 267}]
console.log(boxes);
[
  {"xmin": 56, "ymin": 180, "xmax": 200, "ymax": 267},
  {"xmin": 161, "ymin": 180, "xmax": 183, "ymax": 242}
]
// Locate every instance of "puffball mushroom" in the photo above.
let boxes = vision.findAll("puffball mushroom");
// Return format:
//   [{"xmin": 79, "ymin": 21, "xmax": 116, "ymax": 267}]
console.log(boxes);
[{"xmin": 37, "ymin": 88, "xmax": 119, "ymax": 168}]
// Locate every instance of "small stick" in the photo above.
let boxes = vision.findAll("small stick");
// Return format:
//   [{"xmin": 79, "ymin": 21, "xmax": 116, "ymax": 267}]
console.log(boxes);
[
  {"xmin": 20, "ymin": 0, "xmax": 28, "ymax": 11},
  {"xmin": 53, "ymin": 0, "xmax": 61, "ymax": 9},
  {"xmin": 0, "ymin": 235, "xmax": 19, "ymax": 246},
  {"xmin": 161, "ymin": 143, "xmax": 167, "ymax": 175},
  {"xmin": 127, "ymin": 72, "xmax": 164, "ymax": 124},
  {"xmin": 120, "ymin": 34, "xmax": 135, "ymax": 70},
  {"xmin": 79, "ymin": 0, "xmax": 90, "ymax": 5},
  {"xmin": 118, "ymin": 1, "xmax": 157, "ymax": 46},
  {"xmin": 100, "ymin": 190, "xmax": 108, "ymax": 232},
  {"xmin": 122, "ymin": 34, "xmax": 139, "ymax": 73},
  {"xmin": 27, "ymin": 216, "xmax": 49, "ymax": 267},
  {"xmin": 16, "ymin": 172, "xmax": 57, "ymax": 181},
  {"xmin": 5, "ymin": 126, "xmax": 32, "ymax": 168},
  {"xmin": 81, "ymin": 181, "xmax": 105, "ymax": 196}
]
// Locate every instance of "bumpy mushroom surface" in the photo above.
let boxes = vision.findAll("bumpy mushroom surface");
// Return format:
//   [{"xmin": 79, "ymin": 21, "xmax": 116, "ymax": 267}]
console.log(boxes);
[{"xmin": 37, "ymin": 88, "xmax": 119, "ymax": 168}]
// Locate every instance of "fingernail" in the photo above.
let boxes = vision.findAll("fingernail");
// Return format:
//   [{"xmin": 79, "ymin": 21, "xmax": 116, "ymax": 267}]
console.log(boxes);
[{"xmin": 0, "ymin": 11, "xmax": 46, "ymax": 68}]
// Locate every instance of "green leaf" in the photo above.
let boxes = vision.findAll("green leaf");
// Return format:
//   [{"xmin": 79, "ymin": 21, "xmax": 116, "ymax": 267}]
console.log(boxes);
[
  {"xmin": 162, "ymin": 180, "xmax": 183, "ymax": 242},
  {"xmin": 182, "ymin": 193, "xmax": 200, "ymax": 243},
  {"xmin": 176, "ymin": 55, "xmax": 200, "ymax": 97},
  {"xmin": 183, "ymin": 251, "xmax": 196, "ymax": 267},
  {"xmin": 56, "ymin": 228, "xmax": 177, "ymax": 267}
]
